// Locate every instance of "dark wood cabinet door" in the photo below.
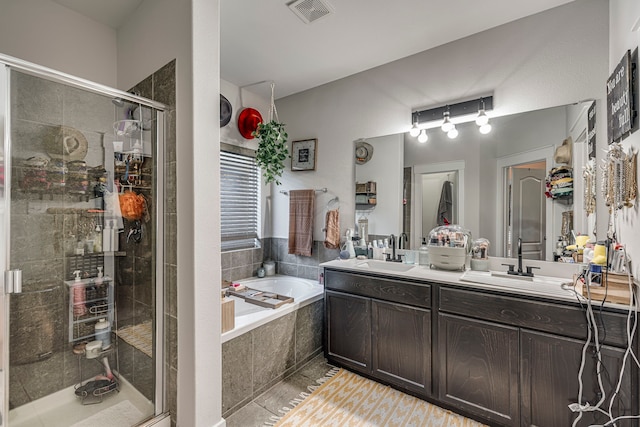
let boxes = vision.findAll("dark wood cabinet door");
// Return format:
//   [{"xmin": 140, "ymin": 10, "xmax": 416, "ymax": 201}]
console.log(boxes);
[
  {"xmin": 438, "ymin": 313, "xmax": 519, "ymax": 426},
  {"xmin": 372, "ymin": 300, "xmax": 431, "ymax": 396},
  {"xmin": 325, "ymin": 290, "xmax": 371, "ymax": 373},
  {"xmin": 520, "ymin": 329, "xmax": 635, "ymax": 427}
]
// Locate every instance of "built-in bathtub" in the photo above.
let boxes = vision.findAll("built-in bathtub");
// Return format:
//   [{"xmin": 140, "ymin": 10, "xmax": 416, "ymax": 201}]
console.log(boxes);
[
  {"xmin": 221, "ymin": 275, "xmax": 324, "ymax": 343},
  {"xmin": 221, "ymin": 275, "xmax": 325, "ymax": 417}
]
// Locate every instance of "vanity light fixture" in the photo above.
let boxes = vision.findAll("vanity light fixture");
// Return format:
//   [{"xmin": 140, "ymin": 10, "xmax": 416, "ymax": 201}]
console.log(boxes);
[
  {"xmin": 475, "ymin": 104, "xmax": 489, "ymax": 126},
  {"xmin": 409, "ymin": 120, "xmax": 420, "ymax": 137},
  {"xmin": 409, "ymin": 95, "xmax": 493, "ymax": 141},
  {"xmin": 441, "ymin": 110, "xmax": 455, "ymax": 133},
  {"xmin": 418, "ymin": 129, "xmax": 429, "ymax": 143},
  {"xmin": 479, "ymin": 123, "xmax": 492, "ymax": 134}
]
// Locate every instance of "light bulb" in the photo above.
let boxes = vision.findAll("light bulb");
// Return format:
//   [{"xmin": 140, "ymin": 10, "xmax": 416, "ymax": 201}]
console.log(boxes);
[
  {"xmin": 479, "ymin": 123, "xmax": 492, "ymax": 134},
  {"xmin": 418, "ymin": 129, "xmax": 429, "ymax": 143},
  {"xmin": 475, "ymin": 109, "xmax": 489, "ymax": 126},
  {"xmin": 447, "ymin": 127, "xmax": 458, "ymax": 139},
  {"xmin": 409, "ymin": 122, "xmax": 420, "ymax": 137},
  {"xmin": 441, "ymin": 112, "xmax": 454, "ymax": 133}
]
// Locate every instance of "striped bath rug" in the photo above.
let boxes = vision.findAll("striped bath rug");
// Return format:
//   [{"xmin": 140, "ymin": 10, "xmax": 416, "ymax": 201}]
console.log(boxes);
[
  {"xmin": 115, "ymin": 321, "xmax": 152, "ymax": 357},
  {"xmin": 269, "ymin": 368, "xmax": 487, "ymax": 427}
]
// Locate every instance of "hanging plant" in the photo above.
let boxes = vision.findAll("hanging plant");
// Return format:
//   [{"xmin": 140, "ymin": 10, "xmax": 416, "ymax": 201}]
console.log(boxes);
[
  {"xmin": 252, "ymin": 82, "xmax": 289, "ymax": 185},
  {"xmin": 253, "ymin": 120, "xmax": 288, "ymax": 185}
]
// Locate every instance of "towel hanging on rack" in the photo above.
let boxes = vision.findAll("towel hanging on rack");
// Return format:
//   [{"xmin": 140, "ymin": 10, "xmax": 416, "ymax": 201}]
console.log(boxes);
[
  {"xmin": 288, "ymin": 189, "xmax": 315, "ymax": 256},
  {"xmin": 324, "ymin": 209, "xmax": 340, "ymax": 249}
]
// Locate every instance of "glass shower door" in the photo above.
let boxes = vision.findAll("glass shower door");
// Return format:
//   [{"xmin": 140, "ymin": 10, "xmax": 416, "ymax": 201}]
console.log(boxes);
[{"xmin": 1, "ymin": 59, "xmax": 165, "ymax": 427}]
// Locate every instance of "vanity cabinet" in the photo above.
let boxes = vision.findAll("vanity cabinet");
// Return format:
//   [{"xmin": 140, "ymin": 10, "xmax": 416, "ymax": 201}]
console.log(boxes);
[
  {"xmin": 325, "ymin": 290, "xmax": 371, "ymax": 373},
  {"xmin": 438, "ymin": 312, "xmax": 519, "ymax": 426},
  {"xmin": 323, "ymin": 267, "xmax": 638, "ymax": 427},
  {"xmin": 520, "ymin": 330, "xmax": 633, "ymax": 427},
  {"xmin": 324, "ymin": 270, "xmax": 432, "ymax": 395},
  {"xmin": 439, "ymin": 285, "xmax": 636, "ymax": 427}
]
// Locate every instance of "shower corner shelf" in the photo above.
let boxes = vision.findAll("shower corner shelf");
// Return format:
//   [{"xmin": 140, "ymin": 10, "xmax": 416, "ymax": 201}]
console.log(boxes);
[{"xmin": 65, "ymin": 276, "xmax": 114, "ymax": 343}]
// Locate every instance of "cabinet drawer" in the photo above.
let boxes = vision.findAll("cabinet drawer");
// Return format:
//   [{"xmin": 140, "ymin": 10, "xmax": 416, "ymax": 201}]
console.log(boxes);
[
  {"xmin": 439, "ymin": 286, "xmax": 629, "ymax": 347},
  {"xmin": 325, "ymin": 269, "xmax": 431, "ymax": 309}
]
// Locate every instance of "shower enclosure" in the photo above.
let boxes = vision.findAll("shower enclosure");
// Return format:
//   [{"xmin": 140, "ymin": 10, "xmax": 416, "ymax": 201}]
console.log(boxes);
[{"xmin": 0, "ymin": 55, "xmax": 168, "ymax": 426}]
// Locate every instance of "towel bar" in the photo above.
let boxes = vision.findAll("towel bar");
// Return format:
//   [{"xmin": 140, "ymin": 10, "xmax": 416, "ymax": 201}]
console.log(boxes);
[{"xmin": 280, "ymin": 187, "xmax": 327, "ymax": 196}]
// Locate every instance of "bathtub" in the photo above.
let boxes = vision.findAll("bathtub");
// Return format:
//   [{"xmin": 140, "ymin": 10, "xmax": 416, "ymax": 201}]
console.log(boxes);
[{"xmin": 221, "ymin": 275, "xmax": 324, "ymax": 343}]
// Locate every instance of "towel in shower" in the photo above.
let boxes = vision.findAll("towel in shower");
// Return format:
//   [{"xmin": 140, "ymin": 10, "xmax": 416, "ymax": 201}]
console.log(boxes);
[
  {"xmin": 288, "ymin": 189, "xmax": 315, "ymax": 256},
  {"xmin": 324, "ymin": 209, "xmax": 340, "ymax": 249},
  {"xmin": 437, "ymin": 181, "xmax": 453, "ymax": 226}
]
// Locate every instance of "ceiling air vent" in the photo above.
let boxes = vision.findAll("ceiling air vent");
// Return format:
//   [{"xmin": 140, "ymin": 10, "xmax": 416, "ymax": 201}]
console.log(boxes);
[{"xmin": 288, "ymin": 0, "xmax": 334, "ymax": 24}]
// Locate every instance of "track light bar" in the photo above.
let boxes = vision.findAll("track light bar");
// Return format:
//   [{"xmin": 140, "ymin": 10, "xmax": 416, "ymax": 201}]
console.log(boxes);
[{"xmin": 411, "ymin": 96, "xmax": 493, "ymax": 126}]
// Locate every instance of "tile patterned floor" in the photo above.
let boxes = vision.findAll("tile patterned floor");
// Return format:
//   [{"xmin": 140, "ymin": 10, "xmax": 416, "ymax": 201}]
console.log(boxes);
[{"xmin": 225, "ymin": 354, "xmax": 334, "ymax": 427}]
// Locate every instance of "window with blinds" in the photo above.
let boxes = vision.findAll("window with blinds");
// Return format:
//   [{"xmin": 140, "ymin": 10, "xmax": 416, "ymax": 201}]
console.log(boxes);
[{"xmin": 220, "ymin": 148, "xmax": 260, "ymax": 251}]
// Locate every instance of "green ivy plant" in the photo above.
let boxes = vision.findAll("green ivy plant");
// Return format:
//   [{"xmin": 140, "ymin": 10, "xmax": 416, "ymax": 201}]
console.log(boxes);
[{"xmin": 253, "ymin": 120, "xmax": 289, "ymax": 185}]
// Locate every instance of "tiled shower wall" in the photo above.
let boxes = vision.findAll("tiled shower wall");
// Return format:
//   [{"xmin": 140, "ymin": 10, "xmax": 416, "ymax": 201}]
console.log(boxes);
[
  {"xmin": 125, "ymin": 59, "xmax": 177, "ymax": 421},
  {"xmin": 221, "ymin": 237, "xmax": 340, "ymax": 283},
  {"xmin": 7, "ymin": 61, "xmax": 177, "ymax": 423},
  {"xmin": 9, "ymin": 71, "xmax": 121, "ymax": 407}
]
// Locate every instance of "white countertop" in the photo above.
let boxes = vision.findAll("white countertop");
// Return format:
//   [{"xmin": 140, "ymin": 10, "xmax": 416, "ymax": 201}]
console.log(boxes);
[{"xmin": 320, "ymin": 257, "xmax": 636, "ymax": 310}]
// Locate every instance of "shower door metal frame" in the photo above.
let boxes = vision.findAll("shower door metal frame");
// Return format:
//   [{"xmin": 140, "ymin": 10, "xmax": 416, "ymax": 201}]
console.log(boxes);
[{"xmin": 0, "ymin": 53, "xmax": 168, "ymax": 425}]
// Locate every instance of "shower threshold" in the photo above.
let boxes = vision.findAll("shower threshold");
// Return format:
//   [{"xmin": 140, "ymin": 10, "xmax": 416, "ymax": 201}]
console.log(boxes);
[{"xmin": 9, "ymin": 375, "xmax": 155, "ymax": 427}]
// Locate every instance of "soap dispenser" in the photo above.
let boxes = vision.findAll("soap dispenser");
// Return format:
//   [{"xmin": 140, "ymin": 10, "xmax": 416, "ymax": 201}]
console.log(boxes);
[
  {"xmin": 419, "ymin": 238, "xmax": 429, "ymax": 266},
  {"xmin": 72, "ymin": 270, "xmax": 87, "ymax": 317}
]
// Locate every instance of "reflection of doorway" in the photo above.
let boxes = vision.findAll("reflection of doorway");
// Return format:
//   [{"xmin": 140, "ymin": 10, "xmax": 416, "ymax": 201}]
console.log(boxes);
[
  {"xmin": 506, "ymin": 162, "xmax": 546, "ymax": 260},
  {"xmin": 496, "ymin": 146, "xmax": 554, "ymax": 260},
  {"xmin": 422, "ymin": 172, "xmax": 458, "ymax": 233},
  {"xmin": 412, "ymin": 161, "xmax": 465, "ymax": 247}
]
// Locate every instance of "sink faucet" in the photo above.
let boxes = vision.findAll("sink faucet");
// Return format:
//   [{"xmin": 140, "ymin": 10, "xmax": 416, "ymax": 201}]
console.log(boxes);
[
  {"xmin": 388, "ymin": 234, "xmax": 396, "ymax": 261},
  {"xmin": 502, "ymin": 237, "xmax": 539, "ymax": 277},
  {"xmin": 398, "ymin": 232, "xmax": 408, "ymax": 249},
  {"xmin": 517, "ymin": 237, "xmax": 523, "ymax": 274}
]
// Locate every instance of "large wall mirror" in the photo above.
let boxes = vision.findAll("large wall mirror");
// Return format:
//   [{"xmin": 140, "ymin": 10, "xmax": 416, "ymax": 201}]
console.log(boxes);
[{"xmin": 355, "ymin": 101, "xmax": 596, "ymax": 261}]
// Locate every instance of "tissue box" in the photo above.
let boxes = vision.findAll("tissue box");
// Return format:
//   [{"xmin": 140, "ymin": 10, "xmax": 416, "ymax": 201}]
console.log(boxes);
[{"xmin": 221, "ymin": 298, "xmax": 235, "ymax": 333}]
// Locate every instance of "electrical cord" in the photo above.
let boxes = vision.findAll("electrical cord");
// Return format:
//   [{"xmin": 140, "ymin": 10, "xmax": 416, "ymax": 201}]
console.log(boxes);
[{"xmin": 573, "ymin": 245, "xmax": 640, "ymax": 427}]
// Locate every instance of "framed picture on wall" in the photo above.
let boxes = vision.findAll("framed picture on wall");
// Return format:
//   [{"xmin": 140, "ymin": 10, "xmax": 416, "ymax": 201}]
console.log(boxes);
[{"xmin": 291, "ymin": 139, "xmax": 317, "ymax": 171}]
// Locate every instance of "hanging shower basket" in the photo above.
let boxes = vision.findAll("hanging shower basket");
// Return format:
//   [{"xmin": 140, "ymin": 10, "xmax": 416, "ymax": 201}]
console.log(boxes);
[{"xmin": 253, "ymin": 82, "xmax": 289, "ymax": 185}]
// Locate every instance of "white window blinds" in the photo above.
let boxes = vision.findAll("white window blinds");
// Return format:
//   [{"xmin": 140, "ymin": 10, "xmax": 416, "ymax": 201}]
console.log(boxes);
[{"xmin": 220, "ymin": 148, "xmax": 260, "ymax": 251}]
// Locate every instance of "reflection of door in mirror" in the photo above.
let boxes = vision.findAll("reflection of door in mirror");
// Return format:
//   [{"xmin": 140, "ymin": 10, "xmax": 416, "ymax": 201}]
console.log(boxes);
[
  {"xmin": 505, "ymin": 163, "xmax": 546, "ymax": 260},
  {"xmin": 412, "ymin": 161, "xmax": 465, "ymax": 249},
  {"xmin": 422, "ymin": 172, "xmax": 458, "ymax": 233}
]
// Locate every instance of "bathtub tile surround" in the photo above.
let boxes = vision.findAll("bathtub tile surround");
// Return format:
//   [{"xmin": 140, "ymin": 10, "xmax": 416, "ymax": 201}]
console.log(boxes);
[
  {"xmin": 295, "ymin": 298, "xmax": 323, "ymax": 363},
  {"xmin": 221, "ymin": 237, "xmax": 339, "ymax": 284},
  {"xmin": 222, "ymin": 300, "xmax": 324, "ymax": 417},
  {"xmin": 221, "ymin": 243, "xmax": 265, "ymax": 283},
  {"xmin": 269, "ymin": 237, "xmax": 339, "ymax": 281},
  {"xmin": 252, "ymin": 312, "xmax": 297, "ymax": 390}
]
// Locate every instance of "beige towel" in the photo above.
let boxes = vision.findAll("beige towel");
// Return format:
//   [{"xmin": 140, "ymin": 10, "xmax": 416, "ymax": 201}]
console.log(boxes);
[
  {"xmin": 324, "ymin": 209, "xmax": 340, "ymax": 249},
  {"xmin": 288, "ymin": 189, "xmax": 315, "ymax": 256}
]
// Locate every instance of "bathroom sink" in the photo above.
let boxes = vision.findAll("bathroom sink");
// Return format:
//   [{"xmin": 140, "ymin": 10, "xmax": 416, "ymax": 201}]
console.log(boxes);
[
  {"xmin": 355, "ymin": 260, "xmax": 416, "ymax": 273},
  {"xmin": 460, "ymin": 270, "xmax": 577, "ymax": 298}
]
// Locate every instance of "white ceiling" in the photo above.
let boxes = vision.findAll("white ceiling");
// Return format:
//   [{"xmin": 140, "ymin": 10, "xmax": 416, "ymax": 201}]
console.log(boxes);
[{"xmin": 51, "ymin": 0, "xmax": 576, "ymax": 99}]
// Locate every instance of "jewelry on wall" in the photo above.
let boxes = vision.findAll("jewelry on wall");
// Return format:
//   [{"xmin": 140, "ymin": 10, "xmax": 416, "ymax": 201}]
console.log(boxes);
[
  {"xmin": 601, "ymin": 143, "xmax": 637, "ymax": 211},
  {"xmin": 583, "ymin": 158, "xmax": 596, "ymax": 216}
]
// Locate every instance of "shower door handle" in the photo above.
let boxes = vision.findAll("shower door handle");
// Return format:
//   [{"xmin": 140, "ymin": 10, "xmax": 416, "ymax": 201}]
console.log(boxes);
[{"xmin": 3, "ymin": 270, "xmax": 22, "ymax": 294}]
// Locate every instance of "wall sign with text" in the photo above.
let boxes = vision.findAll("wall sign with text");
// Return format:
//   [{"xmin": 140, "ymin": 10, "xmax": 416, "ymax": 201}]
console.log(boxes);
[{"xmin": 606, "ymin": 49, "xmax": 637, "ymax": 143}]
